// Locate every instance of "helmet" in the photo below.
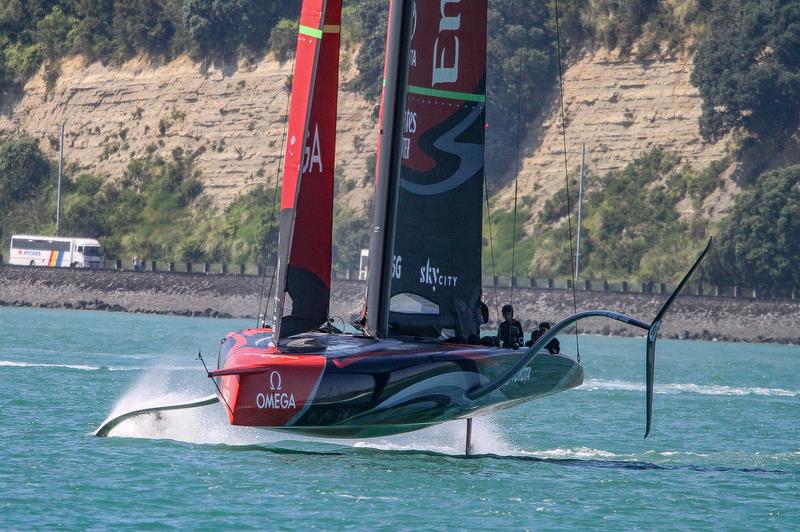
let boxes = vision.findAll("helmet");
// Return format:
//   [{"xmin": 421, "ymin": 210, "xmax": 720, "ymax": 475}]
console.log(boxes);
[{"xmin": 501, "ymin": 304, "xmax": 513, "ymax": 314}]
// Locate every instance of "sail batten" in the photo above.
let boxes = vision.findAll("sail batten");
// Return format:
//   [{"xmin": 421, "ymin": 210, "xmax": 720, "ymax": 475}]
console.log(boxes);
[{"xmin": 274, "ymin": 0, "xmax": 342, "ymax": 340}]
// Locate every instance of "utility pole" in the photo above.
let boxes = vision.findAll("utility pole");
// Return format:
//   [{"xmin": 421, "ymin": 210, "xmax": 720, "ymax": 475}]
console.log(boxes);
[
  {"xmin": 56, "ymin": 122, "xmax": 64, "ymax": 235},
  {"xmin": 575, "ymin": 143, "xmax": 585, "ymax": 281}
]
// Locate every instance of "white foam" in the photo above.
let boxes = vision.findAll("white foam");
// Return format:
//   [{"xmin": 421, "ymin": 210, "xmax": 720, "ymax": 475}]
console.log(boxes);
[
  {"xmin": 103, "ymin": 368, "xmax": 287, "ymax": 445},
  {"xmin": 521, "ymin": 446, "xmax": 620, "ymax": 460},
  {"xmin": 0, "ymin": 359, "xmax": 201, "ymax": 372},
  {"xmin": 350, "ymin": 417, "xmax": 517, "ymax": 456},
  {"xmin": 0, "ymin": 360, "xmax": 99, "ymax": 371},
  {"xmin": 581, "ymin": 378, "xmax": 798, "ymax": 397}
]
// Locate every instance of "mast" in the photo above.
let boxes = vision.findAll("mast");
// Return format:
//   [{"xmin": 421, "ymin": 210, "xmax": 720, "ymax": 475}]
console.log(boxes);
[
  {"xmin": 575, "ymin": 142, "xmax": 585, "ymax": 281},
  {"xmin": 273, "ymin": 0, "xmax": 341, "ymax": 340},
  {"xmin": 367, "ymin": 0, "xmax": 409, "ymax": 337},
  {"xmin": 56, "ymin": 122, "xmax": 64, "ymax": 235}
]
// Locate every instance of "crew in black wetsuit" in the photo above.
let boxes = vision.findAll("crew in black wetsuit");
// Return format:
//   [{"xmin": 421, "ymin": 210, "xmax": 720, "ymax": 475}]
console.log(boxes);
[
  {"xmin": 526, "ymin": 321, "xmax": 560, "ymax": 354},
  {"xmin": 497, "ymin": 304, "xmax": 524, "ymax": 349}
]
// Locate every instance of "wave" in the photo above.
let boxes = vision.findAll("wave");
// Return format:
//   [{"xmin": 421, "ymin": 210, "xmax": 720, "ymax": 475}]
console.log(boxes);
[
  {"xmin": 581, "ymin": 378, "xmax": 798, "ymax": 397},
  {"xmin": 0, "ymin": 360, "xmax": 101, "ymax": 371},
  {"xmin": 0, "ymin": 360, "xmax": 201, "ymax": 372},
  {"xmin": 520, "ymin": 446, "xmax": 621, "ymax": 460}
]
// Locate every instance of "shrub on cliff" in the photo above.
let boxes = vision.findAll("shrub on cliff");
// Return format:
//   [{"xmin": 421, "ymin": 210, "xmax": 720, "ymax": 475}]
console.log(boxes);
[
  {"xmin": 269, "ymin": 19, "xmax": 297, "ymax": 63},
  {"xmin": 704, "ymin": 165, "xmax": 800, "ymax": 292},
  {"xmin": 0, "ymin": 136, "xmax": 52, "ymax": 208}
]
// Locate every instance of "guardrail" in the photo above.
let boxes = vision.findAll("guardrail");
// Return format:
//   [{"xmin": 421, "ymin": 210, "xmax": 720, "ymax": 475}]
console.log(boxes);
[{"xmin": 0, "ymin": 254, "xmax": 795, "ymax": 302}]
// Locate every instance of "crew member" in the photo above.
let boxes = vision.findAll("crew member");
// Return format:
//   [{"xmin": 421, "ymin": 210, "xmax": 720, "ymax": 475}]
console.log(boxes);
[
  {"xmin": 526, "ymin": 321, "xmax": 560, "ymax": 354},
  {"xmin": 497, "ymin": 304, "xmax": 524, "ymax": 349}
]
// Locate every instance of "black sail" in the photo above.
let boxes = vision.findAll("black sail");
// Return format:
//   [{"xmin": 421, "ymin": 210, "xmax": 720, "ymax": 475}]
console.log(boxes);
[{"xmin": 369, "ymin": 0, "xmax": 487, "ymax": 340}]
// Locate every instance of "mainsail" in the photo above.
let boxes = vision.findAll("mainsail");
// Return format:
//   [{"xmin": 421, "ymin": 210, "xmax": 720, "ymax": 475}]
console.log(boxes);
[
  {"xmin": 273, "ymin": 0, "xmax": 342, "ymax": 339},
  {"xmin": 369, "ymin": 0, "xmax": 488, "ymax": 339}
]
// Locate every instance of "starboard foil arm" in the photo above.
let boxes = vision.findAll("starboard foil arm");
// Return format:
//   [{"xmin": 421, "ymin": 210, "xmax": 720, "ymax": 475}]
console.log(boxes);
[
  {"xmin": 643, "ymin": 237, "xmax": 712, "ymax": 437},
  {"xmin": 94, "ymin": 394, "xmax": 220, "ymax": 437},
  {"xmin": 466, "ymin": 310, "xmax": 650, "ymax": 402},
  {"xmin": 468, "ymin": 238, "xmax": 712, "ymax": 438}
]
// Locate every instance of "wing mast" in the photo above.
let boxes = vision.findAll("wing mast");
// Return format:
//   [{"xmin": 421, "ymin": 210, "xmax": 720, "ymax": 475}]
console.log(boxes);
[{"xmin": 367, "ymin": 0, "xmax": 408, "ymax": 337}]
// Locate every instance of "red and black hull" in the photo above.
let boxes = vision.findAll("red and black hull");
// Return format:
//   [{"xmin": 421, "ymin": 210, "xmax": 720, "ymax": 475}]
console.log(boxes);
[{"xmin": 212, "ymin": 328, "xmax": 583, "ymax": 438}]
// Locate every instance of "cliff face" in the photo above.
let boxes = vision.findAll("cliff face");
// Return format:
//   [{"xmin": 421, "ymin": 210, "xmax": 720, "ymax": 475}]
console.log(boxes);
[
  {"xmin": 1, "ymin": 48, "xmax": 731, "ymax": 219},
  {"xmin": 493, "ymin": 49, "xmax": 734, "ymax": 223},
  {"xmin": 0, "ymin": 52, "xmax": 377, "ymax": 213}
]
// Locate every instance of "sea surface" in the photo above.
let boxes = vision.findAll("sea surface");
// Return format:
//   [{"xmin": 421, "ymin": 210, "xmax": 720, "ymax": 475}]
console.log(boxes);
[{"xmin": 1, "ymin": 307, "xmax": 798, "ymax": 530}]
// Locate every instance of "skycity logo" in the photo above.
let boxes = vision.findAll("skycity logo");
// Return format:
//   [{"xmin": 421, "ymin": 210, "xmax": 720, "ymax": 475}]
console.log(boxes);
[{"xmin": 419, "ymin": 258, "xmax": 458, "ymax": 292}]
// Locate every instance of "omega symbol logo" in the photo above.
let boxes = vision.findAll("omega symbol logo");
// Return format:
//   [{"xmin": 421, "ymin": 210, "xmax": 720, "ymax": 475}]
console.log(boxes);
[{"xmin": 269, "ymin": 370, "xmax": 282, "ymax": 391}]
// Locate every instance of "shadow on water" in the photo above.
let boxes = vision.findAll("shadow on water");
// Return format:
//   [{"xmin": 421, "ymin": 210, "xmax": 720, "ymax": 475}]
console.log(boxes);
[
  {"xmin": 209, "ymin": 443, "xmax": 790, "ymax": 475},
  {"xmin": 212, "ymin": 444, "xmax": 343, "ymax": 457},
  {"xmin": 460, "ymin": 453, "xmax": 789, "ymax": 475}
]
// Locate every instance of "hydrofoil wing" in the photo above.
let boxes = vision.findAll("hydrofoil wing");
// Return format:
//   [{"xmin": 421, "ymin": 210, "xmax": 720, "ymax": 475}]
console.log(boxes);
[{"xmin": 94, "ymin": 394, "xmax": 220, "ymax": 437}]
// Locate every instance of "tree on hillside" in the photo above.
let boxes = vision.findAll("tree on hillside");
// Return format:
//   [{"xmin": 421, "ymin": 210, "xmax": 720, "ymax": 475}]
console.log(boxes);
[
  {"xmin": 183, "ymin": 0, "xmax": 298, "ymax": 59},
  {"xmin": 692, "ymin": 0, "xmax": 800, "ymax": 143},
  {"xmin": 704, "ymin": 165, "xmax": 800, "ymax": 291},
  {"xmin": 0, "ymin": 136, "xmax": 52, "ymax": 209},
  {"xmin": 348, "ymin": 0, "xmax": 387, "ymax": 102}
]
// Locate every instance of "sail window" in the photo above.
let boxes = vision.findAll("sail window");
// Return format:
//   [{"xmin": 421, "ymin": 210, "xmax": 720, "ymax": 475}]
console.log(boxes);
[{"xmin": 390, "ymin": 293, "xmax": 440, "ymax": 315}]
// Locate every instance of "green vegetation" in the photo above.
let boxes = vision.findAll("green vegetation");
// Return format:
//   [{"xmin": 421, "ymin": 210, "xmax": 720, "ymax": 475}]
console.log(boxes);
[
  {"xmin": 0, "ymin": 136, "xmax": 57, "ymax": 248},
  {"xmin": 332, "ymin": 204, "xmax": 370, "ymax": 272},
  {"xmin": 2, "ymin": 1, "xmax": 800, "ymax": 289},
  {"xmin": 692, "ymin": 1, "xmax": 800, "ymax": 144},
  {"xmin": 704, "ymin": 165, "xmax": 800, "ymax": 292},
  {"xmin": 485, "ymin": 149, "xmax": 721, "ymax": 283},
  {"xmin": 0, "ymin": 1, "xmax": 300, "ymax": 96},
  {"xmin": 0, "ymin": 137, "xmax": 281, "ymax": 266}
]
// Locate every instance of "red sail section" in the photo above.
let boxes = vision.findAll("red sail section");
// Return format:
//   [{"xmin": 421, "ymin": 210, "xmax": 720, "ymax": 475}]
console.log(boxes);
[{"xmin": 275, "ymin": 0, "xmax": 342, "ymax": 339}]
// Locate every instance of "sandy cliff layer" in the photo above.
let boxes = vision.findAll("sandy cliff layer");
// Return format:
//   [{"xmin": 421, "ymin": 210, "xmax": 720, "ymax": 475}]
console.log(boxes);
[
  {"xmin": 0, "ymin": 53, "xmax": 376, "ymax": 213},
  {"xmin": 494, "ymin": 50, "xmax": 734, "ymax": 222},
  {"xmin": 1, "ymin": 49, "xmax": 731, "ymax": 219}
]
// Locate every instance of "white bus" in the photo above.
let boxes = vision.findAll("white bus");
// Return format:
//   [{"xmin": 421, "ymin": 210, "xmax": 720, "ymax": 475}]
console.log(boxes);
[{"xmin": 9, "ymin": 235, "xmax": 103, "ymax": 268}]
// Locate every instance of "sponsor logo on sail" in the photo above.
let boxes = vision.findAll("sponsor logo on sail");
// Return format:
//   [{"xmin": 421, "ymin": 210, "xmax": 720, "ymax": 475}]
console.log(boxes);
[
  {"xmin": 509, "ymin": 366, "xmax": 532, "ymax": 385},
  {"xmin": 301, "ymin": 123, "xmax": 323, "ymax": 174},
  {"xmin": 391, "ymin": 255, "xmax": 403, "ymax": 279},
  {"xmin": 409, "ymin": 1, "xmax": 418, "ymax": 67},
  {"xmin": 256, "ymin": 370, "xmax": 297, "ymax": 410},
  {"xmin": 419, "ymin": 258, "xmax": 457, "ymax": 292},
  {"xmin": 402, "ymin": 111, "xmax": 416, "ymax": 160},
  {"xmin": 432, "ymin": 0, "xmax": 461, "ymax": 85}
]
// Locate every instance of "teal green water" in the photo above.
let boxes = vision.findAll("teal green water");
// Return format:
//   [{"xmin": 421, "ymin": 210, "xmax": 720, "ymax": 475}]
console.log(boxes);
[{"xmin": 1, "ymin": 307, "xmax": 798, "ymax": 529}]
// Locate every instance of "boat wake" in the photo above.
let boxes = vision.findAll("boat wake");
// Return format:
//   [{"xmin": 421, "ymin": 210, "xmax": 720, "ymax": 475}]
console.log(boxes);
[
  {"xmin": 98, "ymin": 370, "xmax": 796, "ymax": 474},
  {"xmin": 1, "ymin": 359, "xmax": 202, "ymax": 372},
  {"xmin": 581, "ymin": 378, "xmax": 798, "ymax": 397},
  {"xmin": 349, "ymin": 417, "xmax": 517, "ymax": 456},
  {"xmin": 1, "ymin": 360, "xmax": 103, "ymax": 371}
]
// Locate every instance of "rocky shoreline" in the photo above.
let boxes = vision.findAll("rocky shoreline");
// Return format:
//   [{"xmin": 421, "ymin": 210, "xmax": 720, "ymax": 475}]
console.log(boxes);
[{"xmin": 1, "ymin": 265, "xmax": 798, "ymax": 344}]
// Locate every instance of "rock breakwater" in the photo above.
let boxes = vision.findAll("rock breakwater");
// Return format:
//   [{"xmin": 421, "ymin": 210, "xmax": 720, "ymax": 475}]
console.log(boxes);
[{"xmin": 1, "ymin": 265, "xmax": 797, "ymax": 344}]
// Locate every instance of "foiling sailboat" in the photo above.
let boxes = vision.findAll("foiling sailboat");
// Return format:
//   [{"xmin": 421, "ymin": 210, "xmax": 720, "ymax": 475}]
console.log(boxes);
[{"xmin": 96, "ymin": 0, "xmax": 710, "ymax": 449}]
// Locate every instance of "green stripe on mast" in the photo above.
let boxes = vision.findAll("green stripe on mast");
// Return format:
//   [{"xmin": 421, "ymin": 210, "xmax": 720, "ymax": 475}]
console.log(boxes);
[{"xmin": 298, "ymin": 25, "xmax": 323, "ymax": 39}]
